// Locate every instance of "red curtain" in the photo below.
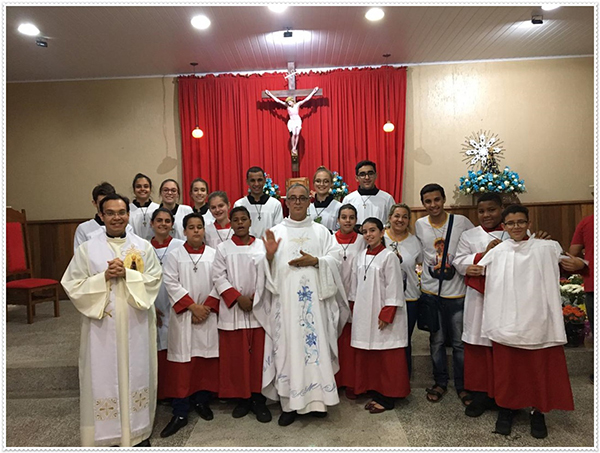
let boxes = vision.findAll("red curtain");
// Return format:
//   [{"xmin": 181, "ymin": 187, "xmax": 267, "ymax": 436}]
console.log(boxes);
[{"xmin": 178, "ymin": 67, "xmax": 406, "ymax": 205}]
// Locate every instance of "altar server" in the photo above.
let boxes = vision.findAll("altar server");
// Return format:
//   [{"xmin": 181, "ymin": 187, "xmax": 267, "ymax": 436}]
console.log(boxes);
[
  {"xmin": 190, "ymin": 178, "xmax": 215, "ymax": 225},
  {"xmin": 129, "ymin": 173, "xmax": 160, "ymax": 240},
  {"xmin": 204, "ymin": 191, "xmax": 234, "ymax": 248},
  {"xmin": 158, "ymin": 179, "xmax": 193, "ymax": 240},
  {"xmin": 308, "ymin": 166, "xmax": 342, "ymax": 231}
]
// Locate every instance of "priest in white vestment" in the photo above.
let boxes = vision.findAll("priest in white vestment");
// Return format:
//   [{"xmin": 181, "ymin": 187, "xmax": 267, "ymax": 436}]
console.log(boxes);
[
  {"xmin": 62, "ymin": 194, "xmax": 162, "ymax": 447},
  {"xmin": 255, "ymin": 184, "xmax": 349, "ymax": 426}
]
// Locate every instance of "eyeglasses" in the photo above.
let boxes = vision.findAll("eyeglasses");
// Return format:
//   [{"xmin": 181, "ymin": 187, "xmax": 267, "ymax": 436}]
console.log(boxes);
[
  {"xmin": 504, "ymin": 220, "xmax": 528, "ymax": 228},
  {"xmin": 104, "ymin": 210, "xmax": 128, "ymax": 218},
  {"xmin": 287, "ymin": 196, "xmax": 309, "ymax": 203},
  {"xmin": 357, "ymin": 171, "xmax": 376, "ymax": 178},
  {"xmin": 162, "ymin": 188, "xmax": 178, "ymax": 194}
]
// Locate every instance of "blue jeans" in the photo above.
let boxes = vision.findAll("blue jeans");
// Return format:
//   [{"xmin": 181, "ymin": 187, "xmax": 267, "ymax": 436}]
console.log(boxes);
[{"xmin": 428, "ymin": 296, "xmax": 465, "ymax": 391}]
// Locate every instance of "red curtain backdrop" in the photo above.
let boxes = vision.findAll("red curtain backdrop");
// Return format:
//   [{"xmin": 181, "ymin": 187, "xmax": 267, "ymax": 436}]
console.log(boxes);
[{"xmin": 178, "ymin": 67, "xmax": 406, "ymax": 205}]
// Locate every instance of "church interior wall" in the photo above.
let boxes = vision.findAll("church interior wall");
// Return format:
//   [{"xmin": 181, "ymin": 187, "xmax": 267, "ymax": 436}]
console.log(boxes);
[{"xmin": 6, "ymin": 56, "xmax": 594, "ymax": 221}]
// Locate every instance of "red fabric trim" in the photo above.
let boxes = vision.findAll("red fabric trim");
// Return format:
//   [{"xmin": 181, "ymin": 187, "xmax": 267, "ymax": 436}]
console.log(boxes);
[
  {"xmin": 465, "ymin": 275, "xmax": 486, "ymax": 294},
  {"xmin": 218, "ymin": 328, "xmax": 266, "ymax": 398},
  {"xmin": 349, "ymin": 301, "xmax": 354, "ymax": 313},
  {"xmin": 353, "ymin": 348, "xmax": 410, "ymax": 397},
  {"xmin": 151, "ymin": 236, "xmax": 173, "ymax": 248},
  {"xmin": 163, "ymin": 357, "xmax": 219, "ymax": 399},
  {"xmin": 231, "ymin": 235, "xmax": 255, "ymax": 246},
  {"xmin": 464, "ymin": 343, "xmax": 494, "ymax": 395},
  {"xmin": 473, "ymin": 252, "xmax": 484, "ymax": 264},
  {"xmin": 221, "ymin": 288, "xmax": 242, "ymax": 308},
  {"xmin": 366, "ymin": 243, "xmax": 386, "ymax": 255},
  {"xmin": 184, "ymin": 242, "xmax": 206, "ymax": 254},
  {"xmin": 379, "ymin": 306, "xmax": 397, "ymax": 323},
  {"xmin": 335, "ymin": 230, "xmax": 358, "ymax": 244},
  {"xmin": 204, "ymin": 296, "xmax": 220, "ymax": 313},
  {"xmin": 491, "ymin": 342, "xmax": 574, "ymax": 412},
  {"xmin": 157, "ymin": 350, "xmax": 169, "ymax": 400},
  {"xmin": 173, "ymin": 294, "xmax": 194, "ymax": 314},
  {"xmin": 214, "ymin": 222, "xmax": 231, "ymax": 230},
  {"xmin": 6, "ymin": 278, "xmax": 58, "ymax": 289},
  {"xmin": 335, "ymin": 322, "xmax": 355, "ymax": 389},
  {"xmin": 6, "ymin": 222, "xmax": 27, "ymax": 273}
]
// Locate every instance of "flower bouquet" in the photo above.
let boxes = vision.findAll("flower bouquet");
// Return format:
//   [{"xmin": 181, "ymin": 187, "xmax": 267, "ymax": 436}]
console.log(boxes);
[
  {"xmin": 263, "ymin": 173, "xmax": 281, "ymax": 200},
  {"xmin": 459, "ymin": 167, "xmax": 526, "ymax": 195},
  {"xmin": 330, "ymin": 171, "xmax": 349, "ymax": 201}
]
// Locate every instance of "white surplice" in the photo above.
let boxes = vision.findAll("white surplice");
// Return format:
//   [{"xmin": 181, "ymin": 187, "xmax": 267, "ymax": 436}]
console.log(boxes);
[
  {"xmin": 168, "ymin": 204, "xmax": 194, "ymax": 240},
  {"xmin": 204, "ymin": 222, "xmax": 234, "ymax": 249},
  {"xmin": 129, "ymin": 202, "xmax": 160, "ymax": 241},
  {"xmin": 343, "ymin": 189, "xmax": 395, "ymax": 225},
  {"xmin": 163, "ymin": 244, "xmax": 218, "ymax": 361},
  {"xmin": 479, "ymin": 238, "xmax": 567, "ymax": 349},
  {"xmin": 234, "ymin": 195, "xmax": 284, "ymax": 239},
  {"xmin": 61, "ymin": 233, "xmax": 162, "ymax": 447},
  {"xmin": 308, "ymin": 197, "xmax": 342, "ymax": 232},
  {"xmin": 254, "ymin": 217, "xmax": 349, "ymax": 413},
  {"xmin": 335, "ymin": 232, "xmax": 367, "ymax": 324},
  {"xmin": 454, "ymin": 226, "xmax": 506, "ymax": 346}
]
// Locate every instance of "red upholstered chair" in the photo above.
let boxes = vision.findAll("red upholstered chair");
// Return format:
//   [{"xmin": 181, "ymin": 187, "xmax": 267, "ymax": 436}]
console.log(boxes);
[{"xmin": 6, "ymin": 207, "xmax": 60, "ymax": 324}]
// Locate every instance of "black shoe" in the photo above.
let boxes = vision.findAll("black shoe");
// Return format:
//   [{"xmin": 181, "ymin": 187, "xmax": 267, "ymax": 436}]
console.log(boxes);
[
  {"xmin": 134, "ymin": 438, "xmax": 151, "ymax": 447},
  {"xmin": 232, "ymin": 400, "xmax": 251, "ymax": 418},
  {"xmin": 465, "ymin": 400, "xmax": 486, "ymax": 418},
  {"xmin": 195, "ymin": 402, "xmax": 214, "ymax": 421},
  {"xmin": 250, "ymin": 400, "xmax": 272, "ymax": 423},
  {"xmin": 278, "ymin": 410, "xmax": 297, "ymax": 426},
  {"xmin": 160, "ymin": 416, "xmax": 188, "ymax": 438},
  {"xmin": 530, "ymin": 411, "xmax": 548, "ymax": 439},
  {"xmin": 310, "ymin": 411, "xmax": 327, "ymax": 418},
  {"xmin": 494, "ymin": 409, "xmax": 514, "ymax": 436}
]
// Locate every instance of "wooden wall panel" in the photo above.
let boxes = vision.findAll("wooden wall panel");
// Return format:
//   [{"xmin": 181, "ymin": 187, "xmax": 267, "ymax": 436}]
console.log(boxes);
[{"xmin": 24, "ymin": 200, "xmax": 593, "ymax": 300}]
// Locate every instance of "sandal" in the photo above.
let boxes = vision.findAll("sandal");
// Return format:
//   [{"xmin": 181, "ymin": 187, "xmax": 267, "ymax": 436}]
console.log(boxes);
[
  {"xmin": 458, "ymin": 390, "xmax": 473, "ymax": 407},
  {"xmin": 425, "ymin": 385, "xmax": 447, "ymax": 403}
]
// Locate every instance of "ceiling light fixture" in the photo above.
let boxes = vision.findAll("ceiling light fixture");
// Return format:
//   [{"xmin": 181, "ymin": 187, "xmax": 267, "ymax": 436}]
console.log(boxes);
[
  {"xmin": 18, "ymin": 23, "xmax": 40, "ymax": 36},
  {"xmin": 541, "ymin": 4, "xmax": 560, "ymax": 11},
  {"xmin": 382, "ymin": 54, "xmax": 395, "ymax": 133},
  {"xmin": 531, "ymin": 14, "xmax": 544, "ymax": 24},
  {"xmin": 191, "ymin": 15, "xmax": 211, "ymax": 30},
  {"xmin": 190, "ymin": 62, "xmax": 204, "ymax": 139},
  {"xmin": 268, "ymin": 5, "xmax": 288, "ymax": 13},
  {"xmin": 365, "ymin": 8, "xmax": 385, "ymax": 21}
]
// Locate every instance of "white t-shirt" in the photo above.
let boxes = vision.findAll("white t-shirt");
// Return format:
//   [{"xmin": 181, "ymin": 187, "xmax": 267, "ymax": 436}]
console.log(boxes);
[{"xmin": 384, "ymin": 232, "xmax": 423, "ymax": 302}]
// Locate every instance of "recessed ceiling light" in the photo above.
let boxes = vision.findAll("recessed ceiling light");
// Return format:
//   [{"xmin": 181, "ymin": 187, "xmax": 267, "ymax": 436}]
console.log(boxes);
[
  {"xmin": 268, "ymin": 5, "xmax": 288, "ymax": 13},
  {"xmin": 191, "ymin": 15, "xmax": 211, "ymax": 30},
  {"xmin": 541, "ymin": 4, "xmax": 560, "ymax": 11},
  {"xmin": 18, "ymin": 23, "xmax": 40, "ymax": 36},
  {"xmin": 365, "ymin": 8, "xmax": 385, "ymax": 21}
]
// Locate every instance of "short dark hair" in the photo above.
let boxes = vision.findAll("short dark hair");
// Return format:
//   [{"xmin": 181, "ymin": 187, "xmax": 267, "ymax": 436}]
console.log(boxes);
[
  {"xmin": 132, "ymin": 173, "xmax": 152, "ymax": 191},
  {"xmin": 355, "ymin": 160, "xmax": 376, "ymax": 175},
  {"xmin": 99, "ymin": 193, "xmax": 130, "ymax": 213},
  {"xmin": 183, "ymin": 212, "xmax": 205, "ymax": 229},
  {"xmin": 337, "ymin": 203, "xmax": 357, "ymax": 219},
  {"xmin": 502, "ymin": 204, "xmax": 529, "ymax": 222},
  {"xmin": 151, "ymin": 207, "xmax": 174, "ymax": 223},
  {"xmin": 92, "ymin": 182, "xmax": 116, "ymax": 203},
  {"xmin": 477, "ymin": 192, "xmax": 502, "ymax": 207},
  {"xmin": 190, "ymin": 178, "xmax": 209, "ymax": 194},
  {"xmin": 420, "ymin": 183, "xmax": 445, "ymax": 202},
  {"xmin": 246, "ymin": 166, "xmax": 265, "ymax": 179},
  {"xmin": 230, "ymin": 206, "xmax": 250, "ymax": 218}
]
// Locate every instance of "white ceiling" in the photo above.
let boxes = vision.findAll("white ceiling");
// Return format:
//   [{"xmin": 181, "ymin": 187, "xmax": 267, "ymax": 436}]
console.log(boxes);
[{"xmin": 6, "ymin": 5, "xmax": 595, "ymax": 82}]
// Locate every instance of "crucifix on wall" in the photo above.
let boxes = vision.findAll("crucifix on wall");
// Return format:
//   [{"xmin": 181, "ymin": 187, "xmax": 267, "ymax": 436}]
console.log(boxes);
[{"xmin": 262, "ymin": 62, "xmax": 323, "ymax": 173}]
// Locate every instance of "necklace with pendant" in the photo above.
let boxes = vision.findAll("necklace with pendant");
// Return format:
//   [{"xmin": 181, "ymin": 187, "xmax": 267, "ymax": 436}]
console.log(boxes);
[
  {"xmin": 186, "ymin": 249, "xmax": 203, "ymax": 272},
  {"xmin": 155, "ymin": 241, "xmax": 171, "ymax": 265},
  {"xmin": 363, "ymin": 252, "xmax": 378, "ymax": 280},
  {"xmin": 215, "ymin": 226, "xmax": 232, "ymax": 243},
  {"xmin": 340, "ymin": 242, "xmax": 351, "ymax": 261},
  {"xmin": 360, "ymin": 195, "xmax": 372, "ymax": 209},
  {"xmin": 429, "ymin": 218, "xmax": 447, "ymax": 242},
  {"xmin": 255, "ymin": 205, "xmax": 263, "ymax": 221},
  {"xmin": 140, "ymin": 206, "xmax": 149, "ymax": 227}
]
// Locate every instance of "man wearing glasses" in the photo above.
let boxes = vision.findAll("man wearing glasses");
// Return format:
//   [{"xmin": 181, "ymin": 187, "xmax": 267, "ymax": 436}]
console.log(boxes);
[
  {"xmin": 343, "ymin": 160, "xmax": 395, "ymax": 225},
  {"xmin": 62, "ymin": 193, "xmax": 162, "ymax": 447},
  {"xmin": 255, "ymin": 184, "xmax": 349, "ymax": 426}
]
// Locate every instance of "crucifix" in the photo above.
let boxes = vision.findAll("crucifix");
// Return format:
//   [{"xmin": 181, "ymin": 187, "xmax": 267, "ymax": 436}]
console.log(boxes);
[{"xmin": 262, "ymin": 62, "xmax": 323, "ymax": 174}]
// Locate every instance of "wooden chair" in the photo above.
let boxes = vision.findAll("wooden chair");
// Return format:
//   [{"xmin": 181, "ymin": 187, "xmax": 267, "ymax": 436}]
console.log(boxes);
[{"xmin": 6, "ymin": 207, "xmax": 60, "ymax": 324}]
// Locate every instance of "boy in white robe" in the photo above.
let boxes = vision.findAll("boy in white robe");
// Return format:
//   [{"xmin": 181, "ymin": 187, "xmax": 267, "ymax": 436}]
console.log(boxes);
[
  {"xmin": 62, "ymin": 194, "xmax": 162, "ymax": 447},
  {"xmin": 234, "ymin": 166, "xmax": 284, "ymax": 239},
  {"xmin": 160, "ymin": 212, "xmax": 220, "ymax": 438},
  {"xmin": 478, "ymin": 204, "xmax": 575, "ymax": 439},
  {"xmin": 213, "ymin": 206, "xmax": 272, "ymax": 423},
  {"xmin": 256, "ymin": 184, "xmax": 349, "ymax": 426},
  {"xmin": 343, "ymin": 160, "xmax": 395, "ymax": 225}
]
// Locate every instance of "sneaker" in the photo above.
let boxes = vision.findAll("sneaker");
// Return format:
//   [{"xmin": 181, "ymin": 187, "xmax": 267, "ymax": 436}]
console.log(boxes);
[
  {"xmin": 232, "ymin": 399, "xmax": 251, "ymax": 418},
  {"xmin": 494, "ymin": 409, "xmax": 514, "ymax": 436},
  {"xmin": 530, "ymin": 411, "xmax": 548, "ymax": 439}
]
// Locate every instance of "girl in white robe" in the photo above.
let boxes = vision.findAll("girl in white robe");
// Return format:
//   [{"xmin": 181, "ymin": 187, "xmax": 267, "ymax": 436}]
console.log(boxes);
[
  {"xmin": 129, "ymin": 173, "xmax": 160, "ymax": 240},
  {"xmin": 161, "ymin": 212, "xmax": 219, "ymax": 437},
  {"xmin": 308, "ymin": 166, "xmax": 342, "ymax": 232},
  {"xmin": 349, "ymin": 217, "xmax": 410, "ymax": 413},
  {"xmin": 333, "ymin": 204, "xmax": 366, "ymax": 398},
  {"xmin": 150, "ymin": 207, "xmax": 184, "ymax": 400},
  {"xmin": 190, "ymin": 177, "xmax": 215, "ymax": 226},
  {"xmin": 204, "ymin": 191, "xmax": 234, "ymax": 248},
  {"xmin": 158, "ymin": 179, "xmax": 193, "ymax": 240}
]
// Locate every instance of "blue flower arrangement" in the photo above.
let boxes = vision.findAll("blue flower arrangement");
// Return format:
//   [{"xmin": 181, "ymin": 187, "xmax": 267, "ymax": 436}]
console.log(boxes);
[
  {"xmin": 330, "ymin": 171, "xmax": 349, "ymax": 201},
  {"xmin": 262, "ymin": 173, "xmax": 281, "ymax": 199},
  {"xmin": 459, "ymin": 166, "xmax": 526, "ymax": 195}
]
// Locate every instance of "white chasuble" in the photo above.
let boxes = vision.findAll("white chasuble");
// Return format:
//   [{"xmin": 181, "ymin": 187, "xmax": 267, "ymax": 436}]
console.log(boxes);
[
  {"xmin": 454, "ymin": 226, "xmax": 506, "ymax": 346},
  {"xmin": 349, "ymin": 248, "xmax": 408, "ymax": 350},
  {"xmin": 163, "ymin": 244, "xmax": 218, "ymax": 361},
  {"xmin": 254, "ymin": 217, "xmax": 349, "ymax": 413},
  {"xmin": 152, "ymin": 237, "xmax": 185, "ymax": 351},
  {"xmin": 61, "ymin": 233, "xmax": 161, "ymax": 447},
  {"xmin": 479, "ymin": 238, "xmax": 567, "ymax": 349}
]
